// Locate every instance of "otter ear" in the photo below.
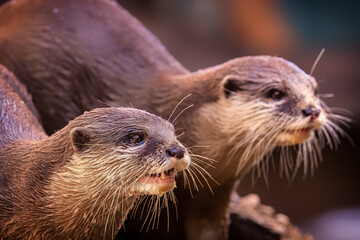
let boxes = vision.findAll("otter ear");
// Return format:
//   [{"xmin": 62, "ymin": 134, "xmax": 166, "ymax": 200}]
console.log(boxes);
[
  {"xmin": 70, "ymin": 127, "xmax": 93, "ymax": 152},
  {"xmin": 222, "ymin": 76, "xmax": 246, "ymax": 98}
]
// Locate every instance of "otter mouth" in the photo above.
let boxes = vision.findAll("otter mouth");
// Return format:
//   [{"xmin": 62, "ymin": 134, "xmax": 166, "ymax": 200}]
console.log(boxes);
[
  {"xmin": 138, "ymin": 167, "xmax": 178, "ymax": 195},
  {"xmin": 134, "ymin": 155, "xmax": 190, "ymax": 195},
  {"xmin": 148, "ymin": 168, "xmax": 175, "ymax": 179}
]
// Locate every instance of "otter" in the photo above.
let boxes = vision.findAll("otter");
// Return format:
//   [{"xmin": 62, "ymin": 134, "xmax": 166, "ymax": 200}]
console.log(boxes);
[
  {"xmin": 0, "ymin": 0, "xmax": 347, "ymax": 239},
  {"xmin": 0, "ymin": 66, "xmax": 191, "ymax": 239}
]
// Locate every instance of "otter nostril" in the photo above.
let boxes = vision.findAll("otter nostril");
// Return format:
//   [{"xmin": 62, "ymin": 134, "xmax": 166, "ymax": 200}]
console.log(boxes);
[
  {"xmin": 313, "ymin": 109, "xmax": 320, "ymax": 117},
  {"xmin": 302, "ymin": 108, "xmax": 312, "ymax": 117},
  {"xmin": 166, "ymin": 146, "xmax": 185, "ymax": 159},
  {"xmin": 302, "ymin": 107, "xmax": 320, "ymax": 118}
]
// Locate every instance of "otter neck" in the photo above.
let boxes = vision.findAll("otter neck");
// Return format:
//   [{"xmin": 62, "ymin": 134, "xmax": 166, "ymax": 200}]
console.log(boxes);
[
  {"xmin": 194, "ymin": 98, "xmax": 276, "ymax": 182},
  {"xmin": 40, "ymin": 129, "xmax": 139, "ymax": 239},
  {"xmin": 47, "ymin": 155, "xmax": 139, "ymax": 239}
]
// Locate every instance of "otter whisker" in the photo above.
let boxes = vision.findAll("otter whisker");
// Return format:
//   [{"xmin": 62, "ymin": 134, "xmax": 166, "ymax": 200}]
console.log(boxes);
[
  {"xmin": 278, "ymin": 148, "xmax": 285, "ymax": 179},
  {"xmin": 323, "ymin": 122, "xmax": 341, "ymax": 149},
  {"xmin": 159, "ymin": 195, "xmax": 168, "ymax": 230},
  {"xmin": 92, "ymin": 186, "xmax": 115, "ymax": 223},
  {"xmin": 309, "ymin": 48, "xmax": 325, "ymax": 76},
  {"xmin": 168, "ymin": 93, "xmax": 192, "ymax": 122},
  {"xmin": 326, "ymin": 119, "xmax": 353, "ymax": 145},
  {"xmin": 169, "ymin": 190, "xmax": 178, "ymax": 221},
  {"xmin": 176, "ymin": 132, "xmax": 186, "ymax": 138},
  {"xmin": 188, "ymin": 153, "xmax": 218, "ymax": 163},
  {"xmin": 319, "ymin": 124, "xmax": 336, "ymax": 150},
  {"xmin": 189, "ymin": 162, "xmax": 215, "ymax": 195},
  {"xmin": 235, "ymin": 126, "xmax": 279, "ymax": 176},
  {"xmin": 187, "ymin": 144, "xmax": 215, "ymax": 149},
  {"xmin": 289, "ymin": 145, "xmax": 303, "ymax": 183},
  {"xmin": 190, "ymin": 156, "xmax": 216, "ymax": 168},
  {"xmin": 312, "ymin": 136, "xmax": 324, "ymax": 164},
  {"xmin": 103, "ymin": 188, "xmax": 118, "ymax": 240},
  {"xmin": 112, "ymin": 189, "xmax": 123, "ymax": 237},
  {"xmin": 326, "ymin": 106, "xmax": 353, "ymax": 116},
  {"xmin": 283, "ymin": 147, "xmax": 292, "ymax": 172},
  {"xmin": 88, "ymin": 166, "xmax": 148, "ymax": 222},
  {"xmin": 140, "ymin": 195, "xmax": 158, "ymax": 231},
  {"xmin": 316, "ymin": 127, "xmax": 327, "ymax": 149},
  {"xmin": 140, "ymin": 196, "xmax": 153, "ymax": 231},
  {"xmin": 171, "ymin": 104, "xmax": 194, "ymax": 125},
  {"xmin": 301, "ymin": 142, "xmax": 309, "ymax": 177},
  {"xmin": 261, "ymin": 154, "xmax": 271, "ymax": 186},
  {"xmin": 188, "ymin": 165, "xmax": 206, "ymax": 189},
  {"xmin": 306, "ymin": 138, "xmax": 320, "ymax": 178},
  {"xmin": 182, "ymin": 170, "xmax": 194, "ymax": 197},
  {"xmin": 149, "ymin": 196, "xmax": 161, "ymax": 231},
  {"xmin": 130, "ymin": 195, "xmax": 147, "ymax": 219},
  {"xmin": 163, "ymin": 192, "xmax": 170, "ymax": 231},
  {"xmin": 190, "ymin": 160, "xmax": 219, "ymax": 186},
  {"xmin": 139, "ymin": 195, "xmax": 152, "ymax": 222},
  {"xmin": 148, "ymin": 196, "xmax": 158, "ymax": 231},
  {"xmin": 327, "ymin": 114, "xmax": 352, "ymax": 129},
  {"xmin": 319, "ymin": 93, "xmax": 334, "ymax": 98},
  {"xmin": 305, "ymin": 139, "xmax": 316, "ymax": 178},
  {"xmin": 184, "ymin": 168, "xmax": 200, "ymax": 192},
  {"xmin": 96, "ymin": 99, "xmax": 116, "ymax": 108}
]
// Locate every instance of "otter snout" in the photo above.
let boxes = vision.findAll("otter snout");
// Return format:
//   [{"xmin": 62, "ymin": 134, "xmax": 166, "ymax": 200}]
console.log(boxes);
[
  {"xmin": 165, "ymin": 144, "xmax": 190, "ymax": 173},
  {"xmin": 302, "ymin": 107, "xmax": 321, "ymax": 119},
  {"xmin": 166, "ymin": 145, "xmax": 185, "ymax": 159}
]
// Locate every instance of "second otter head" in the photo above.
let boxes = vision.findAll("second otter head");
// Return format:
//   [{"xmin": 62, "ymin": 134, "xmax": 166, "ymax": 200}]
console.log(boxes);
[
  {"xmin": 195, "ymin": 56, "xmax": 345, "ymax": 177},
  {"xmin": 67, "ymin": 107, "xmax": 190, "ymax": 196},
  {"xmin": 222, "ymin": 56, "xmax": 326, "ymax": 146}
]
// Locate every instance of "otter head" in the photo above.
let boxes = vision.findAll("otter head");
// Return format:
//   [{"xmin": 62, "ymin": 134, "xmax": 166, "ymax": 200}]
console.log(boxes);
[
  {"xmin": 198, "ymin": 56, "xmax": 345, "ymax": 177},
  {"xmin": 68, "ymin": 107, "xmax": 190, "ymax": 196},
  {"xmin": 222, "ymin": 56, "xmax": 326, "ymax": 146}
]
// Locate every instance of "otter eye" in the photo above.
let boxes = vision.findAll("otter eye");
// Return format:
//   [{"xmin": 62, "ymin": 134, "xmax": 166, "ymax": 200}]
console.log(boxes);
[
  {"xmin": 267, "ymin": 89, "xmax": 285, "ymax": 101},
  {"xmin": 131, "ymin": 134, "xmax": 145, "ymax": 146}
]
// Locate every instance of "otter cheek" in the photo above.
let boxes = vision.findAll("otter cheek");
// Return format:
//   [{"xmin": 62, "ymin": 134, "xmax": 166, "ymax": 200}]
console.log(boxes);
[
  {"xmin": 314, "ymin": 110, "xmax": 326, "ymax": 129},
  {"xmin": 176, "ymin": 154, "xmax": 191, "ymax": 171}
]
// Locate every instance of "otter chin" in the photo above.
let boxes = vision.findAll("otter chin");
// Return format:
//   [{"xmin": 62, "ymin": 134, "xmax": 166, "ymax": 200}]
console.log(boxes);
[{"xmin": 278, "ymin": 128, "xmax": 313, "ymax": 145}]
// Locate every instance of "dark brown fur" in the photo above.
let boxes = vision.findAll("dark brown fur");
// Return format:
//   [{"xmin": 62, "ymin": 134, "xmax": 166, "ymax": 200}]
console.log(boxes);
[
  {"xmin": 0, "ymin": 65, "xmax": 45, "ymax": 146},
  {"xmin": 0, "ymin": 66, "xmax": 189, "ymax": 239}
]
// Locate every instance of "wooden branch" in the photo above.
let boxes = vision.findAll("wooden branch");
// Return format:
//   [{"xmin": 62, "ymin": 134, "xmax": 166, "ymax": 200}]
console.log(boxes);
[{"xmin": 228, "ymin": 193, "xmax": 314, "ymax": 240}]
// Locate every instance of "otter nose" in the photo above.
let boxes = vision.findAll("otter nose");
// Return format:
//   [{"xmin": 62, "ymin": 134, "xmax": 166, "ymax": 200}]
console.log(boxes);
[
  {"xmin": 302, "ymin": 107, "xmax": 320, "ymax": 119},
  {"xmin": 166, "ymin": 145, "xmax": 185, "ymax": 159}
]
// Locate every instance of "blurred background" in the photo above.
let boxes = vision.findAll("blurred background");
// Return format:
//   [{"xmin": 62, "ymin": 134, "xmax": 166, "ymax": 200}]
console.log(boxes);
[{"xmin": 116, "ymin": 0, "xmax": 360, "ymax": 239}]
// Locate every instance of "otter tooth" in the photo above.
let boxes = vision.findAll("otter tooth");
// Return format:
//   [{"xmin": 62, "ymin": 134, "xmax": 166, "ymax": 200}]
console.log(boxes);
[{"xmin": 160, "ymin": 171, "xmax": 166, "ymax": 180}]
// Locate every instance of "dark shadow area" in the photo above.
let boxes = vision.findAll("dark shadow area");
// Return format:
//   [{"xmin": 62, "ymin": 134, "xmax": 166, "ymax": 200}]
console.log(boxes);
[{"xmin": 229, "ymin": 214, "xmax": 281, "ymax": 240}]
